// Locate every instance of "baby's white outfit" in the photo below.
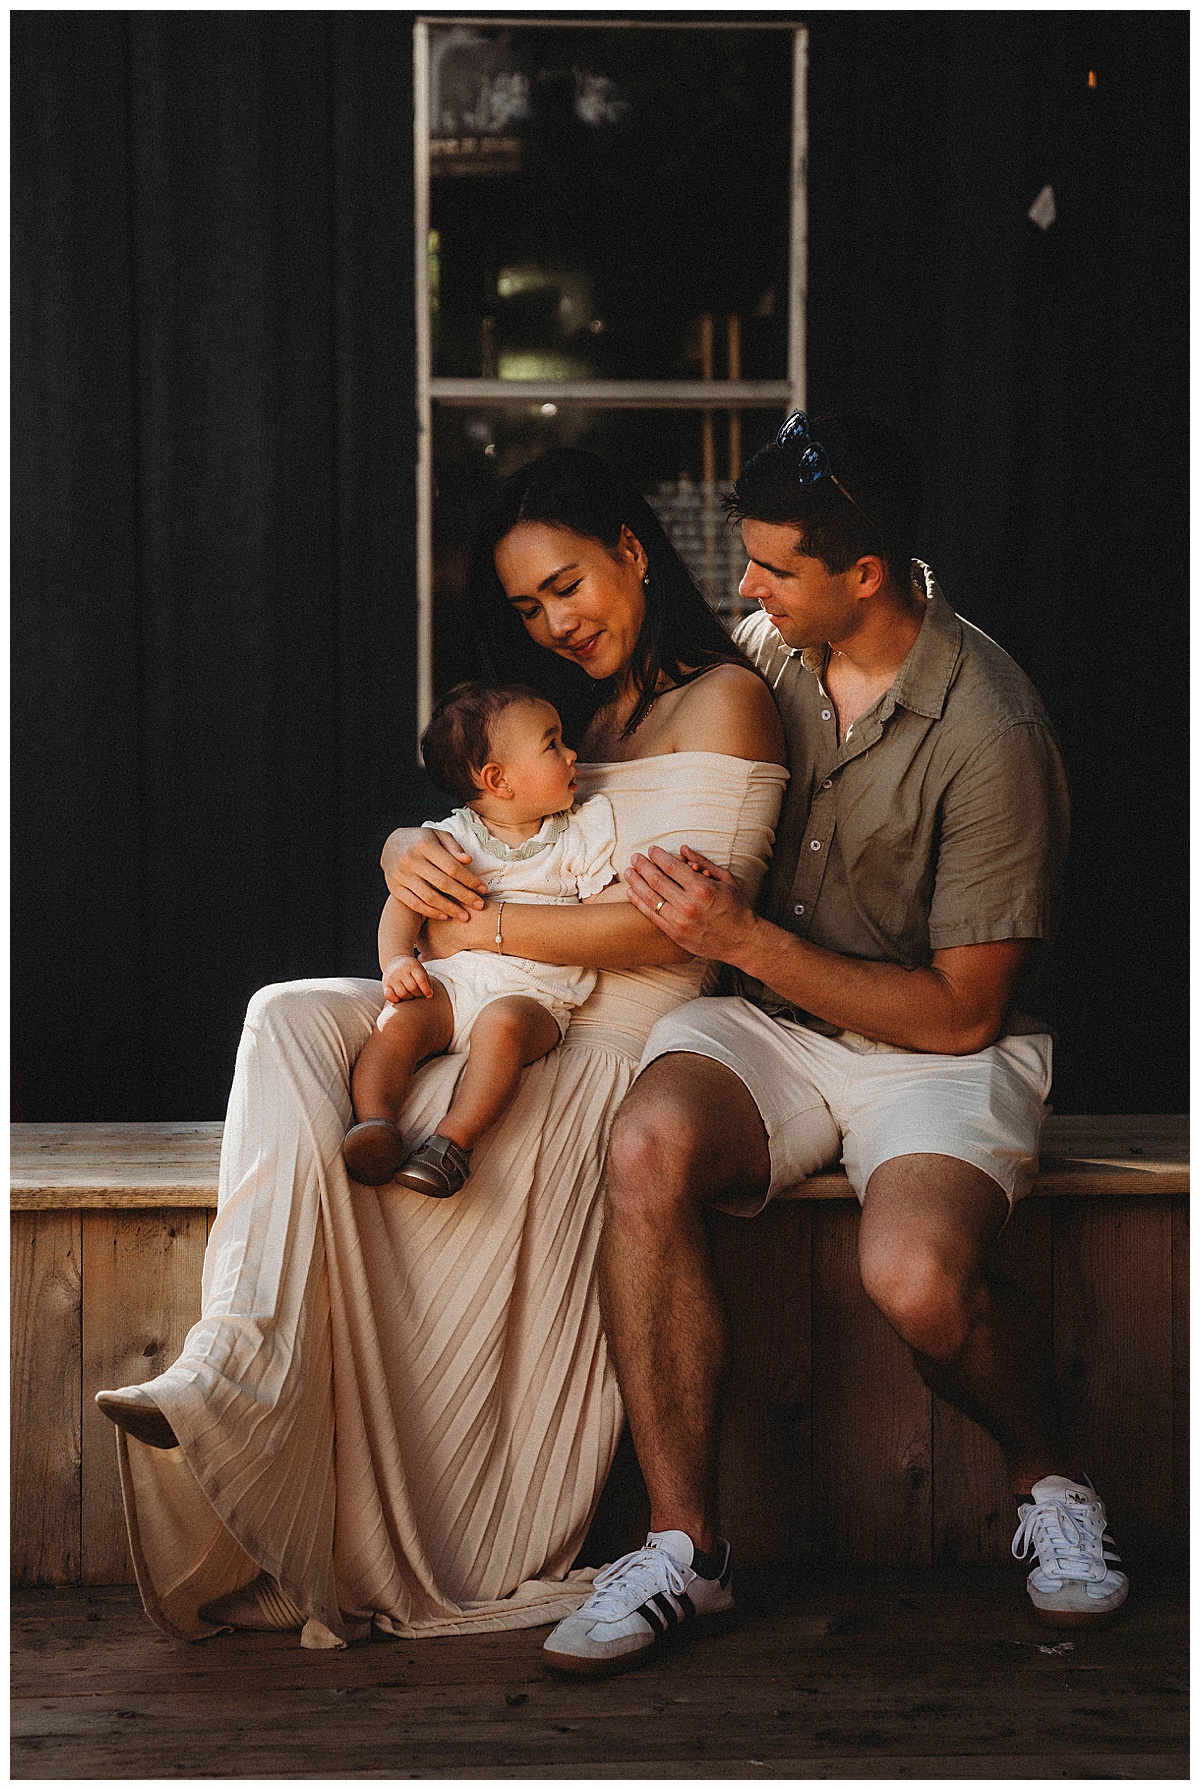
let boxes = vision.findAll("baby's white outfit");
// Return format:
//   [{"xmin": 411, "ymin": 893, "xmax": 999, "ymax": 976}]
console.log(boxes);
[{"xmin": 417, "ymin": 794, "xmax": 619, "ymax": 1052}]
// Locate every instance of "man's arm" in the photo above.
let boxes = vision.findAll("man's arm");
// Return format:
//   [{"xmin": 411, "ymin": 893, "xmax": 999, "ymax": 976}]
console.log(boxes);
[{"xmin": 625, "ymin": 846, "xmax": 1031, "ymax": 1055}]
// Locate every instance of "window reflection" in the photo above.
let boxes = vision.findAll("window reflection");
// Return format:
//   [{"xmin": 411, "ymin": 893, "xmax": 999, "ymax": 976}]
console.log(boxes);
[{"xmin": 428, "ymin": 23, "xmax": 793, "ymax": 383}]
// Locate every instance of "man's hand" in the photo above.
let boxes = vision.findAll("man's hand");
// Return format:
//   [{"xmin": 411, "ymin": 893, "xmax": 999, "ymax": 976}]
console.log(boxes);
[
  {"xmin": 381, "ymin": 827, "xmax": 487, "ymax": 922},
  {"xmin": 625, "ymin": 845, "xmax": 759, "ymax": 966},
  {"xmin": 381, "ymin": 953, "xmax": 435, "ymax": 1003}
]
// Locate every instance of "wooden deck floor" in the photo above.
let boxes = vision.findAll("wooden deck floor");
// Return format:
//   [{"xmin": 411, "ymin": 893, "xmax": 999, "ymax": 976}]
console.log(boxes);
[{"xmin": 11, "ymin": 1569, "xmax": 1187, "ymax": 1780}]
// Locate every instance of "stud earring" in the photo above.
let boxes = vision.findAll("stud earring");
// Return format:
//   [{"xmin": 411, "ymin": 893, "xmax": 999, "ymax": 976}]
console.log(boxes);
[{"xmin": 642, "ymin": 571, "xmax": 651, "ymax": 589}]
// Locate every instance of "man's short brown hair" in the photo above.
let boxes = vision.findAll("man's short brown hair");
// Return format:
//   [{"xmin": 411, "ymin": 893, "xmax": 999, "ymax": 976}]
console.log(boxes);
[{"xmin": 727, "ymin": 409, "xmax": 923, "ymax": 586}]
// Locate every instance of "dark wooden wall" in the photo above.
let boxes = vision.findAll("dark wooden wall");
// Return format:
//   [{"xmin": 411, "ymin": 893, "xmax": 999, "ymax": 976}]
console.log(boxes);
[
  {"xmin": 803, "ymin": 13, "xmax": 1189, "ymax": 1116},
  {"xmin": 11, "ymin": 12, "xmax": 1188, "ymax": 1123},
  {"xmin": 11, "ymin": 12, "xmax": 440, "ymax": 1123},
  {"xmin": 12, "ymin": 1193, "xmax": 1187, "ymax": 1586}
]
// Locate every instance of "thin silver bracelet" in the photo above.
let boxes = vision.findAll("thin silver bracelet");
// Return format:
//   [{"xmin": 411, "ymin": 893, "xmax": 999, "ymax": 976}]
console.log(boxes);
[{"xmin": 494, "ymin": 900, "xmax": 505, "ymax": 955}]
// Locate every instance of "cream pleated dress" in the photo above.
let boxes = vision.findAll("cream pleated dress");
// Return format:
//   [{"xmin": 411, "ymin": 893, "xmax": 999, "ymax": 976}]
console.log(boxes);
[{"xmin": 116, "ymin": 752, "xmax": 787, "ymax": 1647}]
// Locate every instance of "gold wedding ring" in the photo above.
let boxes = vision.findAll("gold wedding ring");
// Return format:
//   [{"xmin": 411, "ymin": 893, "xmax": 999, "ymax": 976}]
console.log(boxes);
[{"xmin": 654, "ymin": 898, "xmax": 666, "ymax": 913}]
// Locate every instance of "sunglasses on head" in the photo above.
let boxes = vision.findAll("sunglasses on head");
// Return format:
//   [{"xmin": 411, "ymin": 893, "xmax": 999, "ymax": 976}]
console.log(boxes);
[{"xmin": 776, "ymin": 412, "xmax": 884, "ymax": 543}]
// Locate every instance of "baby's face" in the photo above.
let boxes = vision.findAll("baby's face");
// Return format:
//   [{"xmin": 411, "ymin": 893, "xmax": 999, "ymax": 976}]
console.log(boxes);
[{"xmin": 489, "ymin": 699, "xmax": 578, "ymax": 821}]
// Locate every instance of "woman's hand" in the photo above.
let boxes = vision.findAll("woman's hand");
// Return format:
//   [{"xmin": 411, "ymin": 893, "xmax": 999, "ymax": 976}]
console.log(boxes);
[
  {"xmin": 625, "ymin": 844, "xmax": 760, "ymax": 966},
  {"xmin": 381, "ymin": 953, "xmax": 435, "ymax": 1003},
  {"xmin": 423, "ymin": 902, "xmax": 496, "ymax": 962},
  {"xmin": 381, "ymin": 827, "xmax": 487, "ymax": 922}
]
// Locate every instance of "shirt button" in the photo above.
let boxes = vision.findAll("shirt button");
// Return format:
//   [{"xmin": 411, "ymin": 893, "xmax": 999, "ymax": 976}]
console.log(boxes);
[
  {"xmin": 810, "ymin": 839, "xmax": 822, "ymax": 851},
  {"xmin": 821, "ymin": 778, "xmax": 832, "ymax": 790},
  {"xmin": 794, "ymin": 903, "xmax": 805, "ymax": 916},
  {"xmin": 820, "ymin": 709, "xmax": 832, "ymax": 721}
]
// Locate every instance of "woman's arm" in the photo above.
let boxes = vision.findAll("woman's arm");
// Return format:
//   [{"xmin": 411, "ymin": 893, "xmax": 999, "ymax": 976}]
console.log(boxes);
[
  {"xmin": 416, "ymin": 664, "xmax": 786, "ymax": 967},
  {"xmin": 423, "ymin": 884, "xmax": 692, "ymax": 970}
]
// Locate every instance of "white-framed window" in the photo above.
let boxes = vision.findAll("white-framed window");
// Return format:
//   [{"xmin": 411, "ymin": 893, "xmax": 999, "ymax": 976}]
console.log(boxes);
[{"xmin": 414, "ymin": 15, "xmax": 808, "ymax": 737}]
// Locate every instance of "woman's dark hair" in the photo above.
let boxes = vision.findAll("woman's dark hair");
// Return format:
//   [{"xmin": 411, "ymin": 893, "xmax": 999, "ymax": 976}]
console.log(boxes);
[
  {"xmin": 421, "ymin": 681, "xmax": 546, "ymax": 806},
  {"xmin": 465, "ymin": 448, "xmax": 755, "ymax": 743},
  {"xmin": 727, "ymin": 409, "xmax": 922, "ymax": 588}
]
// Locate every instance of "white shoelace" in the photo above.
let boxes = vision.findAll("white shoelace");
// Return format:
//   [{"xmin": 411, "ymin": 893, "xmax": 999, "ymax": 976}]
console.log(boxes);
[
  {"xmin": 584, "ymin": 1545, "xmax": 688, "ymax": 1619},
  {"xmin": 1012, "ymin": 1494, "xmax": 1121, "ymax": 1583}
]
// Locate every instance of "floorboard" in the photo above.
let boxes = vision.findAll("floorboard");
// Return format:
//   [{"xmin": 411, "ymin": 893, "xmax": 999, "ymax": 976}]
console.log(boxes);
[{"xmin": 11, "ymin": 1570, "xmax": 1186, "ymax": 1780}]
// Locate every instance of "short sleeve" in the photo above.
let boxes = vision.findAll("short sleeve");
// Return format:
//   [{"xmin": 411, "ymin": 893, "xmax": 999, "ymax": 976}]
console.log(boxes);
[
  {"xmin": 563, "ymin": 794, "xmax": 620, "ymax": 900},
  {"xmin": 928, "ymin": 722, "xmax": 1070, "ymax": 949}
]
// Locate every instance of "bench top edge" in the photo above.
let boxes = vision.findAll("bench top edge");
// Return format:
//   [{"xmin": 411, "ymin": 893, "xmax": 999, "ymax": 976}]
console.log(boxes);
[{"xmin": 9, "ymin": 1116, "xmax": 1189, "ymax": 1209}]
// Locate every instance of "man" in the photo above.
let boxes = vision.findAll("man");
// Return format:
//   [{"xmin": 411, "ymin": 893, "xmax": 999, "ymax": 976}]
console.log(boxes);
[{"xmin": 543, "ymin": 409, "xmax": 1127, "ymax": 1678}]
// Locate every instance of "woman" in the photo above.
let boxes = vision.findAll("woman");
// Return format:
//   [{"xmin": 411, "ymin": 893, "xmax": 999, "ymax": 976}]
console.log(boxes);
[{"xmin": 100, "ymin": 449, "xmax": 786, "ymax": 1648}]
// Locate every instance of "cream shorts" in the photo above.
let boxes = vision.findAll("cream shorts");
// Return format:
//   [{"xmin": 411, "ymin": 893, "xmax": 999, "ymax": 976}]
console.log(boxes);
[
  {"xmin": 638, "ymin": 996, "xmax": 1053, "ymax": 1212},
  {"xmin": 423, "ymin": 952, "xmax": 584, "ymax": 1054}
]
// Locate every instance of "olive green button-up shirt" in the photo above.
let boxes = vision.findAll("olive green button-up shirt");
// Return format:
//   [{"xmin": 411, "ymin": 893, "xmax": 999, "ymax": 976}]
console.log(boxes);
[{"xmin": 731, "ymin": 564, "xmax": 1070, "ymax": 1039}]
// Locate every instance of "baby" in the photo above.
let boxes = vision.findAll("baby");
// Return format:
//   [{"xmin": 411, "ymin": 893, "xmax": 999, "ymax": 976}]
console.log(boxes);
[{"xmin": 344, "ymin": 681, "xmax": 619, "ymax": 1198}]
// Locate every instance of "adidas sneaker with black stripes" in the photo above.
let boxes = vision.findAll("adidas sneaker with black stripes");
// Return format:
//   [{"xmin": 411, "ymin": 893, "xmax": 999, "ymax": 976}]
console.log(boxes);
[{"xmin": 543, "ymin": 1530, "xmax": 734, "ymax": 1677}]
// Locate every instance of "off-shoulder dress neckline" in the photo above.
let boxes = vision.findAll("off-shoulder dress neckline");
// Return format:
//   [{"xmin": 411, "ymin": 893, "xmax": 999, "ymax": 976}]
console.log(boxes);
[{"xmin": 578, "ymin": 750, "xmax": 787, "ymax": 772}]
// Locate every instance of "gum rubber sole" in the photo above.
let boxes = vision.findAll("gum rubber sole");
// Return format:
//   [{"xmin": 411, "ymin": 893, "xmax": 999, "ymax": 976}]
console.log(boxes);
[
  {"xmin": 543, "ymin": 1606, "xmax": 738, "ymax": 1678},
  {"xmin": 1028, "ymin": 1572, "xmax": 1129, "ymax": 1628},
  {"xmin": 1030, "ymin": 1594, "xmax": 1129, "ymax": 1629}
]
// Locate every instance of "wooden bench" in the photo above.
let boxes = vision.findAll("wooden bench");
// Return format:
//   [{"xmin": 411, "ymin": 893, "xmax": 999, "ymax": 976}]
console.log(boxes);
[{"xmin": 11, "ymin": 1116, "xmax": 1188, "ymax": 1588}]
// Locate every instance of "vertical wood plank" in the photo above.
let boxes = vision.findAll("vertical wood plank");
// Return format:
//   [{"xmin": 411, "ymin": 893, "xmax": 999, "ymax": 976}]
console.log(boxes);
[
  {"xmin": 932, "ymin": 1200, "xmax": 1053, "ymax": 1564},
  {"xmin": 80, "ymin": 1209, "xmax": 208, "ymax": 1585},
  {"xmin": 11, "ymin": 1211, "xmax": 83, "ymax": 1585},
  {"xmin": 811, "ymin": 1202, "xmax": 932, "ymax": 1565},
  {"xmin": 1171, "ymin": 1198, "xmax": 1188, "ymax": 1550},
  {"xmin": 1053, "ymin": 1197, "xmax": 1173, "ymax": 1563},
  {"xmin": 712, "ymin": 1203, "xmax": 812, "ymax": 1568}
]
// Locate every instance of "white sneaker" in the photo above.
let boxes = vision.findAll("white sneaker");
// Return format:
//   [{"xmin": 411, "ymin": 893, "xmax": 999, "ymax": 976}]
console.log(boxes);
[
  {"xmin": 1012, "ymin": 1475, "xmax": 1128, "ymax": 1628},
  {"xmin": 543, "ymin": 1530, "xmax": 733, "ymax": 1677}
]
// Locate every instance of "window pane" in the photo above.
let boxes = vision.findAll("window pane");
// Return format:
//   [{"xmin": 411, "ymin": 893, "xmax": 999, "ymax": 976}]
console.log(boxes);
[
  {"xmin": 428, "ymin": 24, "xmax": 793, "ymax": 382},
  {"xmin": 431, "ymin": 403, "xmax": 785, "ymax": 697}
]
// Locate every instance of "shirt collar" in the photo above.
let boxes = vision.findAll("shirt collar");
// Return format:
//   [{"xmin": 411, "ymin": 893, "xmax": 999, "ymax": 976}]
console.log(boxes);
[
  {"xmin": 798, "ymin": 561, "xmax": 961, "ymax": 721},
  {"xmin": 461, "ymin": 804, "xmax": 570, "ymax": 862}
]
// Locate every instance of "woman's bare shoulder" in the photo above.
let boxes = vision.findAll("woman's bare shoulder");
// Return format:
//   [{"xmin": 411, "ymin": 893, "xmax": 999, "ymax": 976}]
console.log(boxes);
[{"xmin": 670, "ymin": 662, "xmax": 786, "ymax": 762}]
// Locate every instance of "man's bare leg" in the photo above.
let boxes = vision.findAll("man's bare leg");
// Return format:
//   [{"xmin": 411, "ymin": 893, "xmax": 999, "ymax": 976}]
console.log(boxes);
[
  {"xmin": 858, "ymin": 1154, "xmax": 1063, "ymax": 1493},
  {"xmin": 859, "ymin": 1153, "xmax": 1128, "ymax": 1627},
  {"xmin": 600, "ymin": 1054, "xmax": 771, "ymax": 1550}
]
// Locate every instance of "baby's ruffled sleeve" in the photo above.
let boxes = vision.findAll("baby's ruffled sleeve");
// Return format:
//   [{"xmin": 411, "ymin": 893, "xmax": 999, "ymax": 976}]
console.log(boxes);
[{"xmin": 565, "ymin": 794, "xmax": 620, "ymax": 900}]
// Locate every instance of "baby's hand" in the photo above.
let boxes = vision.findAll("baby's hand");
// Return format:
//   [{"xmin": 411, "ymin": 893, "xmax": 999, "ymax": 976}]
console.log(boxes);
[{"xmin": 382, "ymin": 953, "xmax": 434, "ymax": 1003}]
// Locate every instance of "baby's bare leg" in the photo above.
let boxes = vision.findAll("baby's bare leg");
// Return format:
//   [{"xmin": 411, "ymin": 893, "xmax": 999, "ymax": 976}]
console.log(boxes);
[
  {"xmin": 351, "ymin": 983, "xmax": 455, "ymax": 1124},
  {"xmin": 437, "ymin": 997, "xmax": 562, "ymax": 1151}
]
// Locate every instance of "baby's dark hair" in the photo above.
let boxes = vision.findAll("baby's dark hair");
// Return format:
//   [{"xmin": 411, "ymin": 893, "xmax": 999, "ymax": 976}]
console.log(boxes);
[{"xmin": 421, "ymin": 681, "xmax": 547, "ymax": 806}]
